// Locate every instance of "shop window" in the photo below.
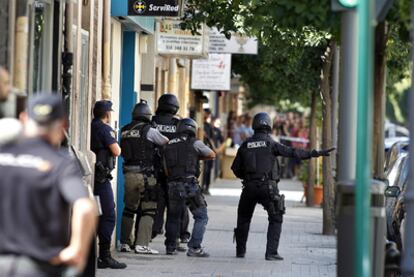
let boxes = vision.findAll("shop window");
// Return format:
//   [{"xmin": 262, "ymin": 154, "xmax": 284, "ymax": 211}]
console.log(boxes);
[
  {"xmin": 28, "ymin": 0, "xmax": 54, "ymax": 94},
  {"xmin": 78, "ymin": 30, "xmax": 90, "ymax": 151}
]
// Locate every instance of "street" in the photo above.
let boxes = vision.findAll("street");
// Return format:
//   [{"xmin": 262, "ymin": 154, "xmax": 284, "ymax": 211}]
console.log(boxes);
[{"xmin": 98, "ymin": 179, "xmax": 336, "ymax": 277}]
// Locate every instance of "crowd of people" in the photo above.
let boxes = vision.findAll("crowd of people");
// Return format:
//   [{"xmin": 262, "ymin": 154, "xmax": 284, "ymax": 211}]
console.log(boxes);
[
  {"xmin": 272, "ymin": 111, "xmax": 310, "ymax": 179},
  {"xmin": 204, "ymin": 110, "xmax": 311, "ymax": 185}
]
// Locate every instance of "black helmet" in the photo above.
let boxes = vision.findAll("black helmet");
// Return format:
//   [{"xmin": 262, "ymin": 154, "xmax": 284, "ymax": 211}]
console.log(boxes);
[
  {"xmin": 132, "ymin": 99, "xmax": 152, "ymax": 122},
  {"xmin": 157, "ymin": 94, "xmax": 180, "ymax": 115},
  {"xmin": 177, "ymin": 118, "xmax": 197, "ymax": 136},
  {"xmin": 252, "ymin": 112, "xmax": 272, "ymax": 131}
]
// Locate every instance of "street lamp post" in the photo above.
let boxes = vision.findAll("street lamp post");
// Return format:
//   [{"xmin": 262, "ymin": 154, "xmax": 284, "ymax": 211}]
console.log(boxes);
[{"xmin": 355, "ymin": 0, "xmax": 375, "ymax": 277}]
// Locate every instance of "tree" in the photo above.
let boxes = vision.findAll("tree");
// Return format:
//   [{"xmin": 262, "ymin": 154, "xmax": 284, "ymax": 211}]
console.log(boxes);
[{"xmin": 182, "ymin": 0, "xmax": 339, "ymax": 233}]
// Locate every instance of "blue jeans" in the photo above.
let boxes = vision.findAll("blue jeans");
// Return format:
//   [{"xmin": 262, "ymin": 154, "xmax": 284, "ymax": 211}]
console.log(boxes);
[{"xmin": 165, "ymin": 181, "xmax": 208, "ymax": 250}]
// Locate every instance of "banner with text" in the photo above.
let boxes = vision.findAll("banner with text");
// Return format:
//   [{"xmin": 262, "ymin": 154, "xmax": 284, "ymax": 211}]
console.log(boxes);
[
  {"xmin": 191, "ymin": 54, "xmax": 232, "ymax": 91},
  {"xmin": 208, "ymin": 28, "xmax": 258, "ymax": 55},
  {"xmin": 156, "ymin": 20, "xmax": 208, "ymax": 57}
]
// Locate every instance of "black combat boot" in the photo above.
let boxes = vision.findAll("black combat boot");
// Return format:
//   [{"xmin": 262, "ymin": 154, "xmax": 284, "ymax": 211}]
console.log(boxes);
[
  {"xmin": 265, "ymin": 253, "xmax": 284, "ymax": 261},
  {"xmin": 97, "ymin": 244, "xmax": 127, "ymax": 269},
  {"xmin": 234, "ymin": 228, "xmax": 246, "ymax": 258}
]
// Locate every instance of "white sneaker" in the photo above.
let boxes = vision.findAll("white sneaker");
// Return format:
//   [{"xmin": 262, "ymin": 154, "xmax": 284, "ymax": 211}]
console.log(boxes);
[
  {"xmin": 134, "ymin": 245, "xmax": 159, "ymax": 255},
  {"xmin": 120, "ymin": 243, "xmax": 132, "ymax": 253}
]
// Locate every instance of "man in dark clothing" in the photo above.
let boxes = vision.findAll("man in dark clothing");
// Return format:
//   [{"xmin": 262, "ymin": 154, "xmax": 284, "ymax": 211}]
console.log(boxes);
[
  {"xmin": 119, "ymin": 100, "xmax": 168, "ymax": 254},
  {"xmin": 149, "ymin": 94, "xmax": 191, "ymax": 244},
  {"xmin": 0, "ymin": 94, "xmax": 97, "ymax": 276},
  {"xmin": 91, "ymin": 100, "xmax": 126, "ymax": 269},
  {"xmin": 231, "ymin": 112, "xmax": 334, "ymax": 261},
  {"xmin": 164, "ymin": 118, "xmax": 215, "ymax": 257},
  {"xmin": 202, "ymin": 109, "xmax": 215, "ymax": 195}
]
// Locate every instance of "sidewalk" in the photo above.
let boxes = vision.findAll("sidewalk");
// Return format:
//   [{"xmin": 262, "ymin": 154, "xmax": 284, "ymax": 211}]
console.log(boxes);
[{"xmin": 97, "ymin": 179, "xmax": 336, "ymax": 277}]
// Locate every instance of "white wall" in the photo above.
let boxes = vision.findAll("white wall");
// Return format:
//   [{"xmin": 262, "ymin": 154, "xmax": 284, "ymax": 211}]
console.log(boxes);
[{"xmin": 109, "ymin": 19, "xmax": 123, "ymax": 248}]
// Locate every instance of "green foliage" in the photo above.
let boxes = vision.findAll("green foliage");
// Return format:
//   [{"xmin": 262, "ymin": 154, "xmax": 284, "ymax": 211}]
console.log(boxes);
[
  {"xmin": 385, "ymin": 11, "xmax": 412, "ymax": 125},
  {"xmin": 386, "ymin": 0, "xmax": 411, "ymax": 42},
  {"xmin": 232, "ymin": 35, "xmax": 326, "ymax": 107},
  {"xmin": 182, "ymin": 0, "xmax": 411, "ymax": 115},
  {"xmin": 182, "ymin": 1, "xmax": 338, "ymax": 108}
]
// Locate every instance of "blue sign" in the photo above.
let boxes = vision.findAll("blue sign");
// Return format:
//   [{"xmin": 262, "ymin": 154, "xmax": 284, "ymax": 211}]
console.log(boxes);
[
  {"xmin": 111, "ymin": 0, "xmax": 155, "ymax": 33},
  {"xmin": 128, "ymin": 0, "xmax": 181, "ymax": 17}
]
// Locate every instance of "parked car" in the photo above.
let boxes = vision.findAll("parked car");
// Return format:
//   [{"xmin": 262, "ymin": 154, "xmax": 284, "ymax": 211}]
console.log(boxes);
[
  {"xmin": 385, "ymin": 121, "xmax": 409, "ymax": 138},
  {"xmin": 384, "ymin": 139, "xmax": 409, "ymax": 172},
  {"xmin": 385, "ymin": 153, "xmax": 409, "ymax": 250}
]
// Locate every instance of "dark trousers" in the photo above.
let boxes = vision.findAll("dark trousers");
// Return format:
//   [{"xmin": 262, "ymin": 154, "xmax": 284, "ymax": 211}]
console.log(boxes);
[
  {"xmin": 94, "ymin": 179, "xmax": 116, "ymax": 257},
  {"xmin": 202, "ymin": 160, "xmax": 213, "ymax": 192},
  {"xmin": 142, "ymin": 176, "xmax": 190, "ymax": 241},
  {"xmin": 235, "ymin": 181, "xmax": 283, "ymax": 256},
  {"xmin": 165, "ymin": 181, "xmax": 208, "ymax": 250}
]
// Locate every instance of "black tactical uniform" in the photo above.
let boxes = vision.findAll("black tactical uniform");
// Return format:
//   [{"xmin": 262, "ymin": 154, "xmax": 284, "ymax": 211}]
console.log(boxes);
[
  {"xmin": 231, "ymin": 112, "xmax": 333, "ymax": 260},
  {"xmin": 150, "ymin": 94, "xmax": 191, "ymax": 242},
  {"xmin": 120, "ymin": 100, "xmax": 168, "ymax": 254},
  {"xmin": 164, "ymin": 118, "xmax": 215, "ymax": 257}
]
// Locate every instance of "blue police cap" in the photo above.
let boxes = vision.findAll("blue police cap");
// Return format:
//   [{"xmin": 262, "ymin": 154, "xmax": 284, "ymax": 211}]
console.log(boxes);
[
  {"xmin": 28, "ymin": 93, "xmax": 65, "ymax": 125},
  {"xmin": 93, "ymin": 100, "xmax": 113, "ymax": 114}
]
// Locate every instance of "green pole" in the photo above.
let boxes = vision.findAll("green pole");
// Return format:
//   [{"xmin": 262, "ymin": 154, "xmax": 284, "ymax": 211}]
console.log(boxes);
[{"xmin": 355, "ymin": 0, "xmax": 374, "ymax": 276}]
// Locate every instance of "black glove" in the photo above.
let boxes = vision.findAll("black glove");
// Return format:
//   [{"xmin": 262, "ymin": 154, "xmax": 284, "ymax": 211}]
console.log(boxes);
[
  {"xmin": 318, "ymin": 147, "xmax": 336, "ymax": 157},
  {"xmin": 311, "ymin": 147, "xmax": 335, "ymax": 157}
]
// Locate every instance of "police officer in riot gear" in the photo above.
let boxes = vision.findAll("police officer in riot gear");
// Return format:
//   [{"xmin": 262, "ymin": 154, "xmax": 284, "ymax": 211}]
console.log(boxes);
[
  {"xmin": 164, "ymin": 118, "xmax": 215, "ymax": 257},
  {"xmin": 91, "ymin": 100, "xmax": 126, "ymax": 269},
  {"xmin": 119, "ymin": 100, "xmax": 168, "ymax": 255},
  {"xmin": 150, "ymin": 94, "xmax": 191, "ymax": 244},
  {"xmin": 231, "ymin": 112, "xmax": 334, "ymax": 260}
]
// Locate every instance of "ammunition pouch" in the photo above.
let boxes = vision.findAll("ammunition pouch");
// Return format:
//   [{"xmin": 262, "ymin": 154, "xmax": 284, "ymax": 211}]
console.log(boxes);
[{"xmin": 143, "ymin": 174, "xmax": 158, "ymax": 202}]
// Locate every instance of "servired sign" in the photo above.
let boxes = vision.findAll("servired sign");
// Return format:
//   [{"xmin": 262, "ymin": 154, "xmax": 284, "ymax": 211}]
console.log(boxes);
[{"xmin": 128, "ymin": 0, "xmax": 182, "ymax": 17}]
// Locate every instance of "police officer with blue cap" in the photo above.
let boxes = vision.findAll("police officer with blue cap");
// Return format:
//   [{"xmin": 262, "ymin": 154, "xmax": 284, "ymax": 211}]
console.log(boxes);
[
  {"xmin": 0, "ymin": 94, "xmax": 97, "ymax": 276},
  {"xmin": 91, "ymin": 100, "xmax": 126, "ymax": 269}
]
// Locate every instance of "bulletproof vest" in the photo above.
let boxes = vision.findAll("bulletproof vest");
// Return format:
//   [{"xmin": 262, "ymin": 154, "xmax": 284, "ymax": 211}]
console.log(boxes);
[
  {"xmin": 152, "ymin": 114, "xmax": 178, "ymax": 140},
  {"xmin": 164, "ymin": 135, "xmax": 199, "ymax": 180},
  {"xmin": 240, "ymin": 133, "xmax": 279, "ymax": 181},
  {"xmin": 121, "ymin": 121, "xmax": 154, "ymax": 167}
]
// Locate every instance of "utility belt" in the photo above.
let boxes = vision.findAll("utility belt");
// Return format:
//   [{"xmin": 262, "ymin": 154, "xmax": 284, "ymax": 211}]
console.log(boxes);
[
  {"xmin": 244, "ymin": 174, "xmax": 280, "ymax": 183},
  {"xmin": 168, "ymin": 175, "xmax": 198, "ymax": 184},
  {"xmin": 123, "ymin": 165, "xmax": 154, "ymax": 175}
]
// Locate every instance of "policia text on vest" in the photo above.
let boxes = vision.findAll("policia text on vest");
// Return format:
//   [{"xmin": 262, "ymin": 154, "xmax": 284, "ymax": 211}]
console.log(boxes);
[{"xmin": 231, "ymin": 112, "xmax": 334, "ymax": 260}]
